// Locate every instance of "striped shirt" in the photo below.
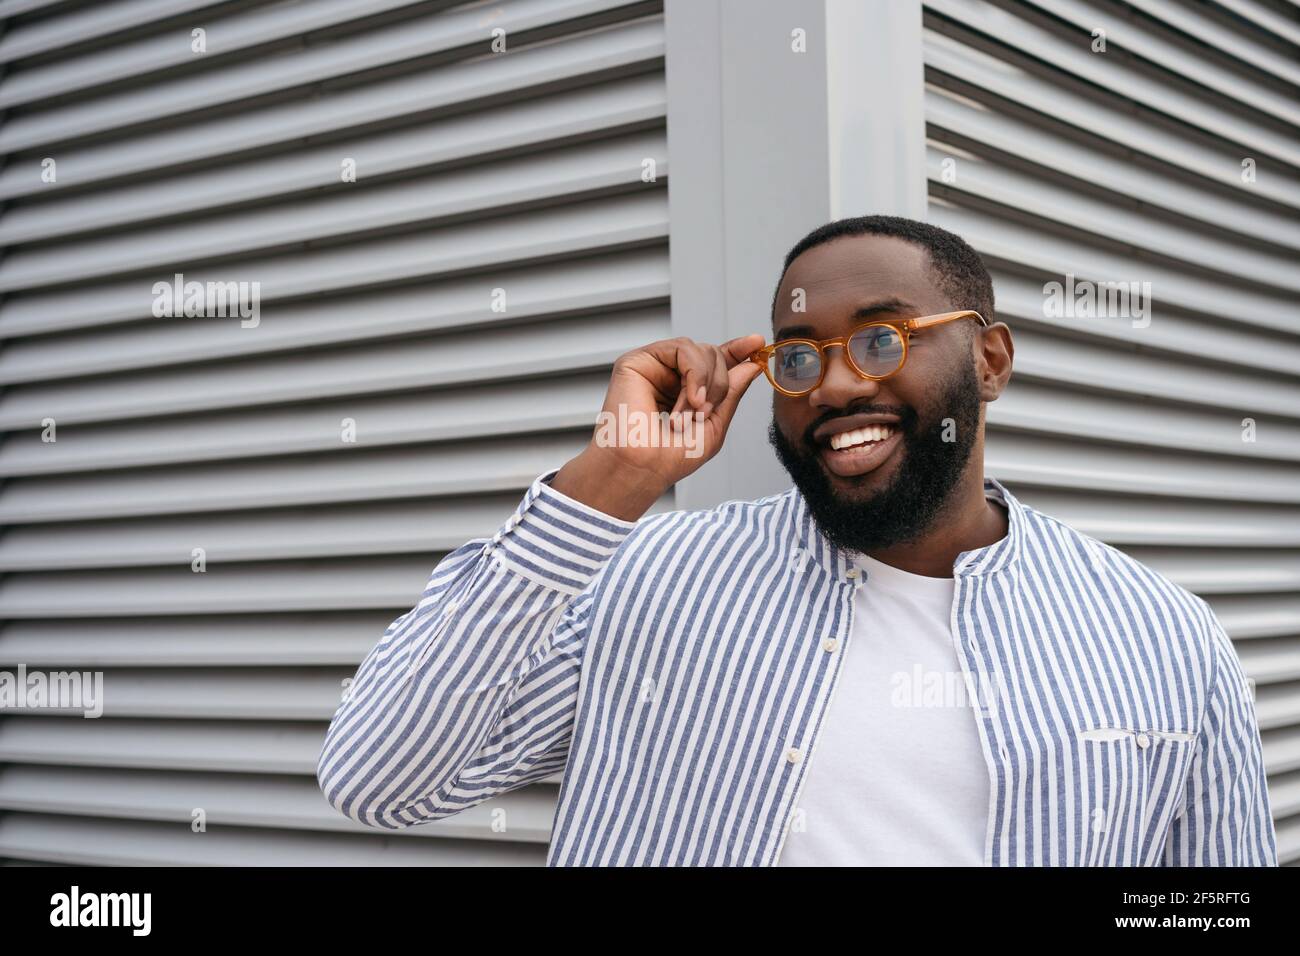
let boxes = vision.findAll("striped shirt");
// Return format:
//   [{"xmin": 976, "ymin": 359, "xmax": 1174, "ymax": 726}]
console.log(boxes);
[{"xmin": 317, "ymin": 467, "xmax": 1278, "ymax": 866}]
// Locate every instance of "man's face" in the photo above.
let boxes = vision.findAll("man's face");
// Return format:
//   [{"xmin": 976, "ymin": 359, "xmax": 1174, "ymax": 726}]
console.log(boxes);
[{"xmin": 767, "ymin": 234, "xmax": 985, "ymax": 554}]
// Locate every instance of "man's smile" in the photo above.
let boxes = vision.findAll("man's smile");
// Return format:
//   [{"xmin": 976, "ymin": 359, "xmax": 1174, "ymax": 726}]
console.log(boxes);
[{"xmin": 818, "ymin": 426, "xmax": 903, "ymax": 478}]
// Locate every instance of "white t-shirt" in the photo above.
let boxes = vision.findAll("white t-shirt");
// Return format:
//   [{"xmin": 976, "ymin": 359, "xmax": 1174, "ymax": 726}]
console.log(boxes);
[{"xmin": 777, "ymin": 551, "xmax": 991, "ymax": 866}]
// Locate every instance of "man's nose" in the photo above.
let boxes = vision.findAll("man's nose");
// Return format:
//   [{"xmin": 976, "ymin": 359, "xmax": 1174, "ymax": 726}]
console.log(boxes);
[{"xmin": 807, "ymin": 344, "xmax": 881, "ymax": 407}]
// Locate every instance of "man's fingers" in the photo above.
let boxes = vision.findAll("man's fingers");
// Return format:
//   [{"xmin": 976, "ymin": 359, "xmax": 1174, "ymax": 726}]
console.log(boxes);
[
  {"xmin": 706, "ymin": 346, "xmax": 729, "ymax": 408},
  {"xmin": 629, "ymin": 335, "xmax": 766, "ymax": 427},
  {"xmin": 709, "ymin": 355, "xmax": 763, "ymax": 423},
  {"xmin": 720, "ymin": 333, "xmax": 767, "ymax": 367}
]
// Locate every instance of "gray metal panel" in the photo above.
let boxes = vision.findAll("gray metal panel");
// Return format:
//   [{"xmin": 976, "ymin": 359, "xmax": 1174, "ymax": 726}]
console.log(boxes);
[
  {"xmin": 0, "ymin": 75, "xmax": 669, "ymax": 244},
  {"xmin": 0, "ymin": 0, "xmax": 658, "ymax": 152},
  {"xmin": 0, "ymin": 0, "xmax": 670, "ymax": 864},
  {"xmin": 0, "ymin": 14, "xmax": 667, "ymax": 203},
  {"xmin": 0, "ymin": 765, "xmax": 558, "ymax": 842},
  {"xmin": 0, "ymin": 130, "xmax": 669, "ymax": 289},
  {"xmin": 0, "ymin": 191, "xmax": 670, "ymax": 338},
  {"xmin": 925, "ymin": 0, "xmax": 1300, "ymax": 862},
  {"xmin": 0, "ymin": 814, "xmax": 548, "ymax": 866},
  {"xmin": 0, "ymin": 1, "xmax": 232, "ymax": 65},
  {"xmin": 0, "ymin": 0, "xmax": 435, "ymax": 102},
  {"xmin": 0, "ymin": 375, "xmax": 616, "ymax": 474},
  {"xmin": 0, "ymin": 305, "xmax": 670, "ymax": 427}
]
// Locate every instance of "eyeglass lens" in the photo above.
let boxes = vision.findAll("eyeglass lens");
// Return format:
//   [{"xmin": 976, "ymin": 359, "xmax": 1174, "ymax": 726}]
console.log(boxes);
[{"xmin": 769, "ymin": 325, "xmax": 906, "ymax": 394}]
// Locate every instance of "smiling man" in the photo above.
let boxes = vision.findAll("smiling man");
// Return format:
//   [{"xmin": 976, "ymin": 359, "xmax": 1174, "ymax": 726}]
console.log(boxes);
[{"xmin": 318, "ymin": 215, "xmax": 1276, "ymax": 867}]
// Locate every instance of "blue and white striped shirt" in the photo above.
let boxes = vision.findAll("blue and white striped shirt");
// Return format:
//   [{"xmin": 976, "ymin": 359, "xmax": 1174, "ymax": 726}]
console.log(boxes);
[{"xmin": 317, "ymin": 467, "xmax": 1277, "ymax": 866}]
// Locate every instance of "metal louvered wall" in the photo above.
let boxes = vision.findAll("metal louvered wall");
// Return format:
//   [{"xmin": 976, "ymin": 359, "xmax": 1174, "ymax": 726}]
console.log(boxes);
[
  {"xmin": 922, "ymin": 0, "xmax": 1300, "ymax": 862},
  {"xmin": 2, "ymin": 0, "xmax": 1296, "ymax": 869},
  {"xmin": 0, "ymin": 0, "xmax": 670, "ymax": 864}
]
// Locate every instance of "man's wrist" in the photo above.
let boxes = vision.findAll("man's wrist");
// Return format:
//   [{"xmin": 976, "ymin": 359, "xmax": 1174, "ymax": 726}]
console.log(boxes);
[{"xmin": 549, "ymin": 447, "xmax": 668, "ymax": 523}]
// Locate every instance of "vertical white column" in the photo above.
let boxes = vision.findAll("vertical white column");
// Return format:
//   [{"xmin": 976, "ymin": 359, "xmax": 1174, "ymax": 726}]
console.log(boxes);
[{"xmin": 665, "ymin": 0, "xmax": 927, "ymax": 507}]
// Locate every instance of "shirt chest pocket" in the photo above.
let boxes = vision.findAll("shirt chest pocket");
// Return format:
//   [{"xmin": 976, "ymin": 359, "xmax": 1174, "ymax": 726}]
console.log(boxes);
[{"xmin": 1067, "ymin": 726, "xmax": 1198, "ymax": 866}]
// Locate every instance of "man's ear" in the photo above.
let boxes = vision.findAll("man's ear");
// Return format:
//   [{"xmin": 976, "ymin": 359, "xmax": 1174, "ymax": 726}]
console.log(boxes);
[{"xmin": 976, "ymin": 322, "xmax": 1013, "ymax": 402}]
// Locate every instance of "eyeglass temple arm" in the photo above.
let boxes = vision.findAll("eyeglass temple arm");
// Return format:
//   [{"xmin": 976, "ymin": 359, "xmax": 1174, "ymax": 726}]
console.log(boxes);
[{"xmin": 905, "ymin": 310, "xmax": 987, "ymax": 330}]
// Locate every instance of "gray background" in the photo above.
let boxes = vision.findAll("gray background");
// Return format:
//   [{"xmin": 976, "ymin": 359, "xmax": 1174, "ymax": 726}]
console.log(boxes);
[{"xmin": 0, "ymin": 0, "xmax": 1296, "ymax": 865}]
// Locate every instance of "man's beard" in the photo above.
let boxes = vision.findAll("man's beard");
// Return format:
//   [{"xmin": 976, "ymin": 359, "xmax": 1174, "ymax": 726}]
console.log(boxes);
[{"xmin": 768, "ymin": 355, "xmax": 982, "ymax": 554}]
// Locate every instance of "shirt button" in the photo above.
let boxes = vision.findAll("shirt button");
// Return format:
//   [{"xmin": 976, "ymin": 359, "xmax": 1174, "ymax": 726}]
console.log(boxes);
[
  {"xmin": 1135, "ymin": 733, "xmax": 1151, "ymax": 749},
  {"xmin": 822, "ymin": 638, "xmax": 838, "ymax": 653},
  {"xmin": 845, "ymin": 568, "xmax": 859, "ymax": 580},
  {"xmin": 786, "ymin": 747, "xmax": 803, "ymax": 764}
]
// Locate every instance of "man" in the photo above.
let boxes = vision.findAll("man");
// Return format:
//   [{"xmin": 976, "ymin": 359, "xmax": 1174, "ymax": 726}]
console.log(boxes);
[{"xmin": 317, "ymin": 215, "xmax": 1276, "ymax": 866}]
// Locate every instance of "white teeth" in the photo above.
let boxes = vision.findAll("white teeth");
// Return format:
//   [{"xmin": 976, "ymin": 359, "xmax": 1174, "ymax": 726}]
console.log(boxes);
[{"xmin": 830, "ymin": 425, "xmax": 894, "ymax": 450}]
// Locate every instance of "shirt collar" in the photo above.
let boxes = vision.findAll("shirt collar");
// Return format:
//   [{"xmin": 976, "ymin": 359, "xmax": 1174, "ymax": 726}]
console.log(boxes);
[{"xmin": 788, "ymin": 476, "xmax": 1026, "ymax": 582}]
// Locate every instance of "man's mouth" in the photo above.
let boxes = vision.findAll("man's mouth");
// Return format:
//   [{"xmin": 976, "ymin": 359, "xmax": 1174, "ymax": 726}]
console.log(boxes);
[{"xmin": 818, "ymin": 424, "xmax": 902, "ymax": 477}]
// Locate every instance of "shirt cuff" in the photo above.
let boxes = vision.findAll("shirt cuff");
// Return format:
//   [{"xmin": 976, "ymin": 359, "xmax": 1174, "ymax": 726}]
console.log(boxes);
[{"xmin": 484, "ymin": 467, "xmax": 641, "ymax": 594}]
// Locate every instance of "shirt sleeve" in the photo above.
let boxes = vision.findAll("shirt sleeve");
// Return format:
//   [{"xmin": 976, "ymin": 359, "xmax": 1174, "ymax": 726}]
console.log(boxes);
[
  {"xmin": 1160, "ymin": 604, "xmax": 1278, "ymax": 866},
  {"xmin": 316, "ymin": 466, "xmax": 639, "ymax": 829}
]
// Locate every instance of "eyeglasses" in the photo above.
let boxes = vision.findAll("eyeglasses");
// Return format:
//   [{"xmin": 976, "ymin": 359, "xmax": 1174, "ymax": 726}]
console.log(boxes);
[{"xmin": 748, "ymin": 310, "xmax": 987, "ymax": 397}]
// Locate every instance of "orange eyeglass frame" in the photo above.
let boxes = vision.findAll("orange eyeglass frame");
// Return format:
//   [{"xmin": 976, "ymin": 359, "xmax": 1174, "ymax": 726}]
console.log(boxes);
[{"xmin": 748, "ymin": 309, "xmax": 987, "ymax": 397}]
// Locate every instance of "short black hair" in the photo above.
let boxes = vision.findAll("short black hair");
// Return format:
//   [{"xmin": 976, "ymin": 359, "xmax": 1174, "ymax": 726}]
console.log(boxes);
[{"xmin": 770, "ymin": 215, "xmax": 995, "ymax": 331}]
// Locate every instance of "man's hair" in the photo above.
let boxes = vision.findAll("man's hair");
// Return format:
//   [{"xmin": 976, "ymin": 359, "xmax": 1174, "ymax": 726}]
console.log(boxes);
[{"xmin": 770, "ymin": 215, "xmax": 996, "ymax": 331}]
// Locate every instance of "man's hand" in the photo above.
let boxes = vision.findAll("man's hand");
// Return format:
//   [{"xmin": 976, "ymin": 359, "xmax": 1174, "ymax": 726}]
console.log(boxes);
[{"xmin": 550, "ymin": 334, "xmax": 767, "ymax": 521}]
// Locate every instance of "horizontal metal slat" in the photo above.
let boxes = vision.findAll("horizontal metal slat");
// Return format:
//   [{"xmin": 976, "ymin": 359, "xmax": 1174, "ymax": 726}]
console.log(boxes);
[
  {"xmin": 0, "ymin": 0, "xmax": 72, "ymax": 23},
  {"xmin": 2, "ymin": 248, "xmax": 669, "ymax": 384},
  {"xmin": 0, "ymin": 558, "xmax": 446, "ymax": 618},
  {"xmin": 0, "ymin": 717, "xmax": 329, "ymax": 773},
  {"xmin": 991, "ymin": 380, "xmax": 1300, "ymax": 464},
  {"xmin": 0, "ymin": 509, "xmax": 671, "ymax": 617},
  {"xmin": 0, "ymin": 73, "xmax": 667, "ymax": 246},
  {"xmin": 1202, "ymin": 595, "xmax": 1300, "ymax": 641},
  {"xmin": 0, "ymin": 374, "xmax": 610, "ymax": 477},
  {"xmin": 0, "ymin": 14, "xmax": 666, "ymax": 203},
  {"xmin": 0, "ymin": 813, "xmax": 546, "ymax": 865},
  {"xmin": 0, "ymin": 189, "xmax": 669, "ymax": 340},
  {"xmin": 0, "ymin": 469, "xmax": 675, "ymax": 570},
  {"xmin": 1212, "ymin": 0, "xmax": 1300, "ymax": 47},
  {"xmin": 926, "ymin": 0, "xmax": 1300, "ymax": 168},
  {"xmin": 1267, "ymin": 771, "xmax": 1300, "ymax": 819},
  {"xmin": 1276, "ymin": 814, "xmax": 1300, "ymax": 864},
  {"xmin": 0, "ymin": 305, "xmax": 667, "ymax": 429},
  {"xmin": 926, "ymin": 143, "xmax": 1300, "ymax": 292},
  {"xmin": 929, "ymin": 199, "xmax": 1298, "ymax": 335},
  {"xmin": 1010, "ymin": 485, "xmax": 1300, "ymax": 547},
  {"xmin": 0, "ymin": 0, "xmax": 658, "ymax": 153},
  {"xmin": 1, "ymin": 431, "xmax": 592, "ymax": 523},
  {"xmin": 923, "ymin": 27, "xmax": 1300, "ymax": 211},
  {"xmin": 0, "ymin": 489, "xmax": 538, "ymax": 570},
  {"xmin": 926, "ymin": 82, "xmax": 1300, "ymax": 251},
  {"xmin": 0, "ymin": 0, "xmax": 433, "ymax": 106},
  {"xmin": 0, "ymin": 667, "xmax": 355, "ymax": 720},
  {"xmin": 1263, "ymin": 726, "xmax": 1300, "ymax": 776},
  {"xmin": 0, "ymin": 0, "xmax": 229, "ymax": 66},
  {"xmin": 0, "ymin": 128, "xmax": 669, "ymax": 292},
  {"xmin": 986, "ymin": 430, "xmax": 1300, "ymax": 505},
  {"xmin": 1125, "ymin": 0, "xmax": 1300, "ymax": 87},
  {"xmin": 0, "ymin": 614, "xmax": 392, "ymax": 668},
  {"xmin": 1254, "ymin": 683, "xmax": 1300, "ymax": 732},
  {"xmin": 986, "ymin": 269, "xmax": 1300, "ymax": 382},
  {"xmin": 1121, "ymin": 546, "xmax": 1300, "ymax": 595},
  {"xmin": 1022, "ymin": 0, "xmax": 1300, "ymax": 125},
  {"xmin": 0, "ymin": 765, "xmax": 556, "ymax": 842},
  {"xmin": 1006, "ymin": 324, "xmax": 1300, "ymax": 423}
]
